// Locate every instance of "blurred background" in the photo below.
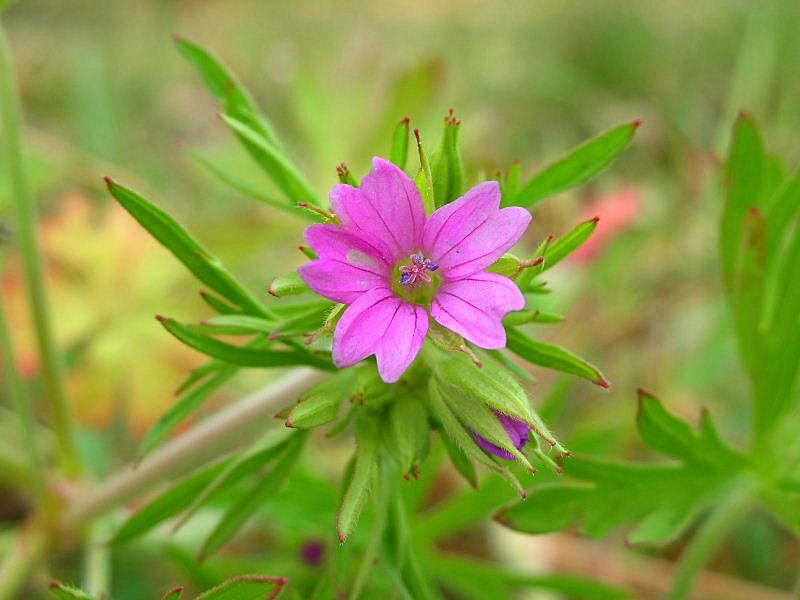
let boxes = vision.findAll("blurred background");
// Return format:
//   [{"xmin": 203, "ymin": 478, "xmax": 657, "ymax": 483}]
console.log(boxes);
[{"xmin": 1, "ymin": 0, "xmax": 799, "ymax": 598}]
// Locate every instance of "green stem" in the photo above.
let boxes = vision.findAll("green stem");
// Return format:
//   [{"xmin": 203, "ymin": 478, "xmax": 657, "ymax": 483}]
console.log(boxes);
[
  {"xmin": 83, "ymin": 519, "xmax": 111, "ymax": 600},
  {"xmin": 664, "ymin": 489, "xmax": 754, "ymax": 600},
  {"xmin": 349, "ymin": 459, "xmax": 389, "ymax": 600},
  {"xmin": 0, "ymin": 261, "xmax": 46, "ymax": 500},
  {"xmin": 0, "ymin": 22, "xmax": 81, "ymax": 475},
  {"xmin": 0, "ymin": 524, "xmax": 48, "ymax": 600}
]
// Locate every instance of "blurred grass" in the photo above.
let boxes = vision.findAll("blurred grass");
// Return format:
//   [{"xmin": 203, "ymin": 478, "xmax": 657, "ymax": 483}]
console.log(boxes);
[{"xmin": 1, "ymin": 0, "xmax": 800, "ymax": 596}]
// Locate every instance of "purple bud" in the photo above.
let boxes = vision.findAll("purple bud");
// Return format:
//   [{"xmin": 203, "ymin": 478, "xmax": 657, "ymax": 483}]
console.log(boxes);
[
  {"xmin": 473, "ymin": 412, "xmax": 531, "ymax": 461},
  {"xmin": 300, "ymin": 540, "xmax": 325, "ymax": 567}
]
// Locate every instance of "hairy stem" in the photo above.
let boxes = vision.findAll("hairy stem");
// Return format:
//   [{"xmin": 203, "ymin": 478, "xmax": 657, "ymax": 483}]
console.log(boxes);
[
  {"xmin": 664, "ymin": 489, "xmax": 754, "ymax": 600},
  {"xmin": 0, "ymin": 22, "xmax": 80, "ymax": 475},
  {"xmin": 0, "ymin": 367, "xmax": 324, "ymax": 599}
]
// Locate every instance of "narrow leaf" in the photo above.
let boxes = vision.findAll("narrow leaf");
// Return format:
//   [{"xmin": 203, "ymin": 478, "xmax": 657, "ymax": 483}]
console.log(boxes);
[
  {"xmin": 540, "ymin": 218, "xmax": 599, "ymax": 271},
  {"xmin": 506, "ymin": 328, "xmax": 609, "ymax": 388},
  {"xmin": 514, "ymin": 121, "xmax": 639, "ymax": 207},
  {"xmin": 390, "ymin": 117, "xmax": 411, "ymax": 171},
  {"xmin": 194, "ymin": 575, "xmax": 288, "ymax": 600},
  {"xmin": 157, "ymin": 316, "xmax": 333, "ymax": 370},
  {"xmin": 105, "ymin": 179, "xmax": 269, "ymax": 317}
]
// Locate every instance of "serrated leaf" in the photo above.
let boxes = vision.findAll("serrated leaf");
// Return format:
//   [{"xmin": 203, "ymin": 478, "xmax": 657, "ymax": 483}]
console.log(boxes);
[
  {"xmin": 49, "ymin": 583, "xmax": 94, "ymax": 600},
  {"xmin": 337, "ymin": 415, "xmax": 379, "ymax": 542},
  {"xmin": 194, "ymin": 575, "xmax": 288, "ymax": 600},
  {"xmin": 112, "ymin": 458, "xmax": 231, "ymax": 545},
  {"xmin": 105, "ymin": 179, "xmax": 269, "ymax": 317},
  {"xmin": 268, "ymin": 272, "xmax": 310, "ymax": 297},
  {"xmin": 390, "ymin": 117, "xmax": 410, "ymax": 170},
  {"xmin": 157, "ymin": 316, "xmax": 333, "ymax": 370},
  {"xmin": 506, "ymin": 327, "xmax": 609, "ymax": 388},
  {"xmin": 513, "ymin": 121, "xmax": 639, "ymax": 207},
  {"xmin": 496, "ymin": 393, "xmax": 746, "ymax": 546},
  {"xmin": 199, "ymin": 433, "xmax": 306, "ymax": 560},
  {"xmin": 219, "ymin": 113, "xmax": 320, "ymax": 206}
]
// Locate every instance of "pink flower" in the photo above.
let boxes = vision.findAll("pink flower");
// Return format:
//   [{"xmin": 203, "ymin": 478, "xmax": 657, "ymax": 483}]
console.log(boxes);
[{"xmin": 299, "ymin": 157, "xmax": 531, "ymax": 383}]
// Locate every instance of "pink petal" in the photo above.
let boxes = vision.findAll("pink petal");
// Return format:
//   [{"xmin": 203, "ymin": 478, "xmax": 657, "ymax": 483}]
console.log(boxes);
[
  {"xmin": 430, "ymin": 271, "xmax": 524, "ymax": 349},
  {"xmin": 333, "ymin": 288, "xmax": 428, "ymax": 382},
  {"xmin": 299, "ymin": 224, "xmax": 391, "ymax": 303},
  {"xmin": 332, "ymin": 157, "xmax": 425, "ymax": 262},
  {"xmin": 422, "ymin": 181, "xmax": 531, "ymax": 280},
  {"xmin": 374, "ymin": 302, "xmax": 428, "ymax": 383}
]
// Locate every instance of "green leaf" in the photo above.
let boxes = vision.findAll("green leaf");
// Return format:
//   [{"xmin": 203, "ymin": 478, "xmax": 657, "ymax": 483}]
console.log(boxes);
[
  {"xmin": 219, "ymin": 113, "xmax": 320, "ymax": 206},
  {"xmin": 112, "ymin": 458, "xmax": 231, "ymax": 545},
  {"xmin": 268, "ymin": 271, "xmax": 311, "ymax": 297},
  {"xmin": 49, "ymin": 583, "xmax": 94, "ymax": 600},
  {"xmin": 513, "ymin": 121, "xmax": 639, "ymax": 207},
  {"xmin": 539, "ymin": 218, "xmax": 599, "ymax": 272},
  {"xmin": 337, "ymin": 415, "xmax": 379, "ymax": 542},
  {"xmin": 390, "ymin": 117, "xmax": 410, "ymax": 171},
  {"xmin": 175, "ymin": 37, "xmax": 283, "ymax": 150},
  {"xmin": 199, "ymin": 433, "xmax": 306, "ymax": 560},
  {"xmin": 427, "ymin": 552, "xmax": 630, "ymax": 600},
  {"xmin": 174, "ymin": 430, "xmax": 293, "ymax": 533},
  {"xmin": 138, "ymin": 364, "xmax": 237, "ymax": 458},
  {"xmin": 500, "ymin": 160, "xmax": 522, "ymax": 204},
  {"xmin": 194, "ymin": 575, "xmax": 288, "ymax": 600},
  {"xmin": 187, "ymin": 147, "xmax": 305, "ymax": 218},
  {"xmin": 199, "ymin": 291, "xmax": 241, "ymax": 315},
  {"xmin": 430, "ymin": 111, "xmax": 465, "ymax": 206},
  {"xmin": 503, "ymin": 309, "xmax": 565, "ymax": 326},
  {"xmin": 157, "ymin": 316, "xmax": 334, "ymax": 370},
  {"xmin": 202, "ymin": 315, "xmax": 276, "ymax": 335},
  {"xmin": 506, "ymin": 327, "xmax": 609, "ymax": 388},
  {"xmin": 105, "ymin": 179, "xmax": 269, "ymax": 317}
]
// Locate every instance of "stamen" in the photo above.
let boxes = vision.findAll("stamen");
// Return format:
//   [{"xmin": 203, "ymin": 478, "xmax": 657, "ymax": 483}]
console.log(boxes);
[{"xmin": 399, "ymin": 252, "xmax": 438, "ymax": 286}]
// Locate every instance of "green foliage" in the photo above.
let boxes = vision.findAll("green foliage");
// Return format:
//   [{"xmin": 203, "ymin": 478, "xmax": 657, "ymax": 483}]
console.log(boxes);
[
  {"xmin": 49, "ymin": 583, "xmax": 94, "ymax": 600},
  {"xmin": 505, "ymin": 327, "xmax": 608, "ymax": 388},
  {"xmin": 105, "ymin": 179, "xmax": 269, "ymax": 317},
  {"xmin": 286, "ymin": 368, "xmax": 358, "ymax": 429},
  {"xmin": 268, "ymin": 272, "xmax": 311, "ymax": 298},
  {"xmin": 540, "ymin": 217, "xmax": 599, "ymax": 270},
  {"xmin": 497, "ymin": 391, "xmax": 745, "ymax": 545},
  {"xmin": 721, "ymin": 114, "xmax": 800, "ymax": 437},
  {"xmin": 390, "ymin": 117, "xmax": 410, "ymax": 170},
  {"xmin": 511, "ymin": 121, "xmax": 639, "ymax": 207}
]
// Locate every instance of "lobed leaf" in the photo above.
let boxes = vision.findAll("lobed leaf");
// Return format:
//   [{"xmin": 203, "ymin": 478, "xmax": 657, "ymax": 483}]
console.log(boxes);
[{"xmin": 512, "ymin": 121, "xmax": 639, "ymax": 207}]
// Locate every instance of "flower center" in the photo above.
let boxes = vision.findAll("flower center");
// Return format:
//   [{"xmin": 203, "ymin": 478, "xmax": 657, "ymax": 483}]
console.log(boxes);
[{"xmin": 392, "ymin": 252, "xmax": 441, "ymax": 305}]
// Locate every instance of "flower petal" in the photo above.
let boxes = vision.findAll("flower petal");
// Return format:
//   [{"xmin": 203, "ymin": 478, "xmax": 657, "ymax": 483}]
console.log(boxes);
[
  {"xmin": 430, "ymin": 271, "xmax": 524, "ymax": 349},
  {"xmin": 300, "ymin": 224, "xmax": 391, "ymax": 303},
  {"xmin": 332, "ymin": 287, "xmax": 397, "ymax": 369},
  {"xmin": 423, "ymin": 181, "xmax": 531, "ymax": 280},
  {"xmin": 332, "ymin": 157, "xmax": 425, "ymax": 261},
  {"xmin": 374, "ymin": 302, "xmax": 428, "ymax": 383},
  {"xmin": 473, "ymin": 433, "xmax": 515, "ymax": 460}
]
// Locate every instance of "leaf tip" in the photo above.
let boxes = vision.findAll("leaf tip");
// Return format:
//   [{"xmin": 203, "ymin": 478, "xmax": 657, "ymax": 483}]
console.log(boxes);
[
  {"xmin": 103, "ymin": 176, "xmax": 115, "ymax": 190},
  {"xmin": 596, "ymin": 376, "xmax": 611, "ymax": 389},
  {"xmin": 632, "ymin": 118, "xmax": 643, "ymax": 129}
]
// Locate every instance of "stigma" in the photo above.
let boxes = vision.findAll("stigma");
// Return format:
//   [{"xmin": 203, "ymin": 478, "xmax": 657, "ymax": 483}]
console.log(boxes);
[{"xmin": 399, "ymin": 252, "xmax": 439, "ymax": 286}]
